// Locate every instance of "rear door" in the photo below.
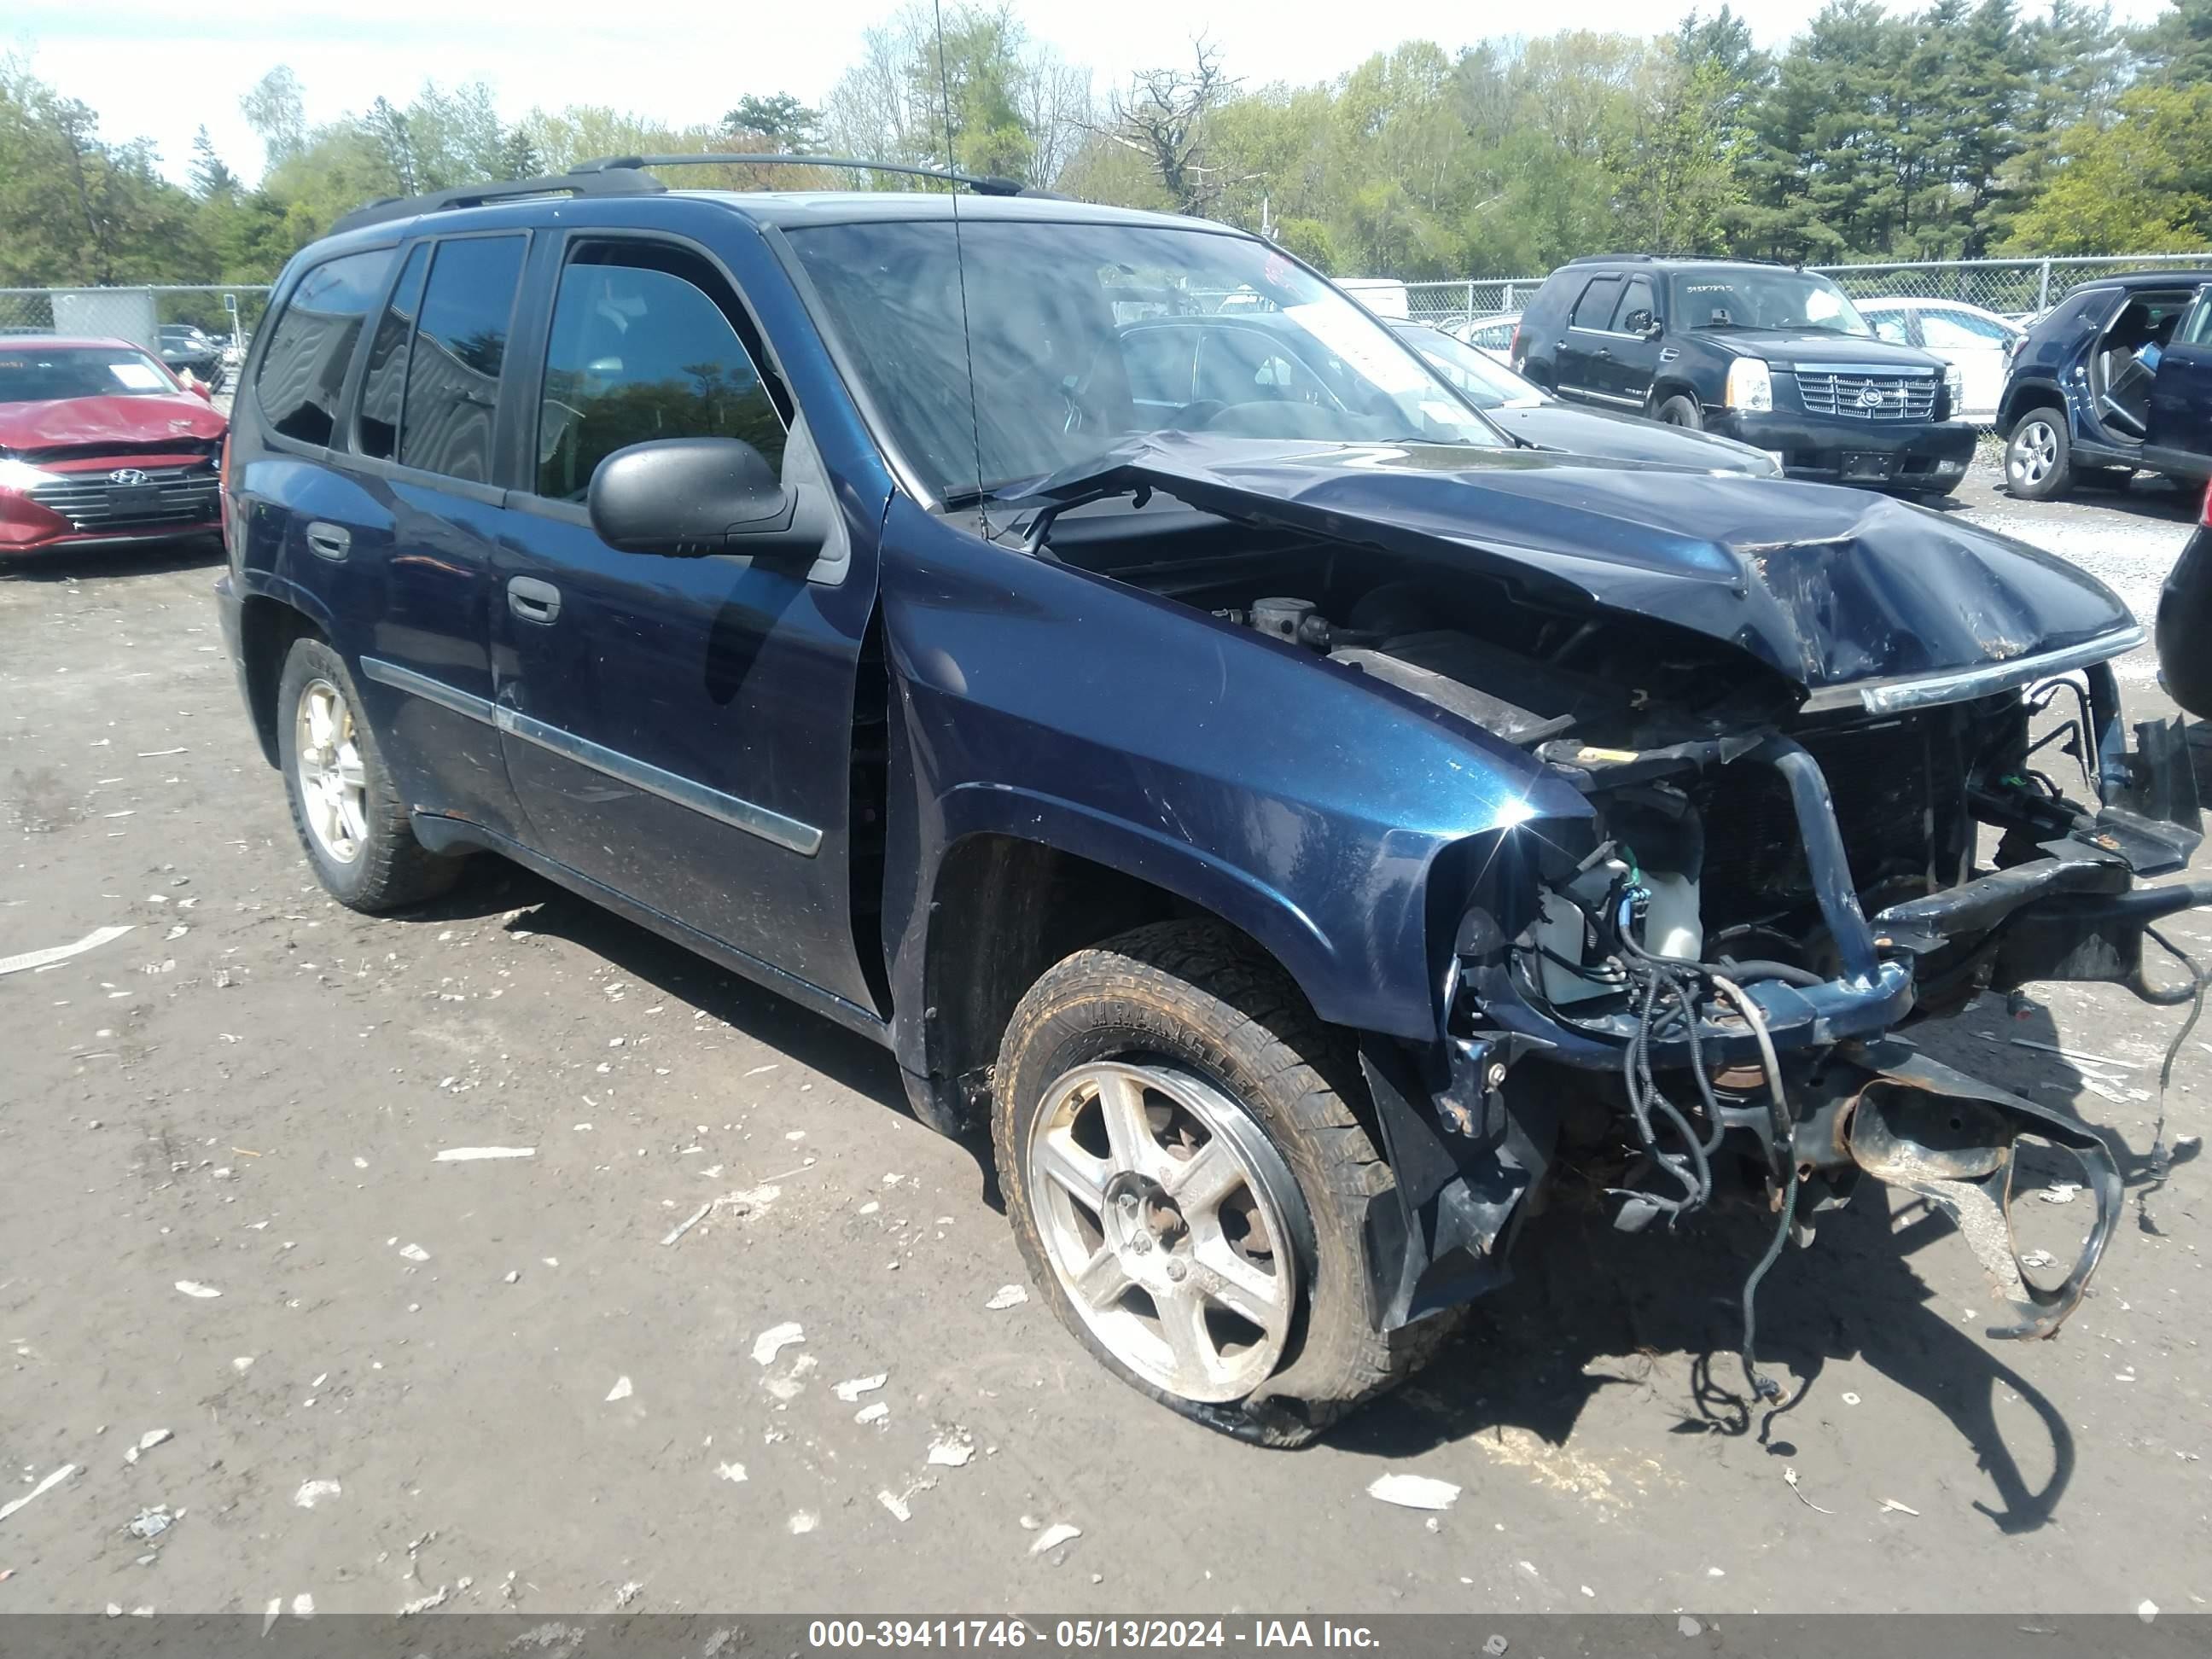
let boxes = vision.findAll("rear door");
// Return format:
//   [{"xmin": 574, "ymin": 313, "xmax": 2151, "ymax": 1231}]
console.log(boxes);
[
  {"xmin": 2146, "ymin": 286, "xmax": 2212, "ymax": 476},
  {"xmin": 1555, "ymin": 273, "xmax": 1624, "ymax": 405},
  {"xmin": 491, "ymin": 230, "xmax": 881, "ymax": 1013},
  {"xmin": 340, "ymin": 231, "xmax": 535, "ymax": 841}
]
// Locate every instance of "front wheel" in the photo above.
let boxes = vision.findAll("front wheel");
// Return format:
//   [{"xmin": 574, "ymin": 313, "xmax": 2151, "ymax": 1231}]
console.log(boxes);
[
  {"xmin": 2005, "ymin": 409, "xmax": 2072, "ymax": 499},
  {"xmin": 1653, "ymin": 393, "xmax": 1703, "ymax": 430},
  {"xmin": 992, "ymin": 920, "xmax": 1450, "ymax": 1446}
]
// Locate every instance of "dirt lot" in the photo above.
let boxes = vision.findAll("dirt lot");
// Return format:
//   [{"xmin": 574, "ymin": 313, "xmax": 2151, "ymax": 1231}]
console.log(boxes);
[{"xmin": 2, "ymin": 459, "xmax": 2207, "ymax": 1617}]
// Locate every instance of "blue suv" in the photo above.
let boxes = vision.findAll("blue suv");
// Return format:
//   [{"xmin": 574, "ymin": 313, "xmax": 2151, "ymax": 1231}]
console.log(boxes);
[
  {"xmin": 217, "ymin": 158, "xmax": 2201, "ymax": 1442},
  {"xmin": 2000, "ymin": 269, "xmax": 2212, "ymax": 499}
]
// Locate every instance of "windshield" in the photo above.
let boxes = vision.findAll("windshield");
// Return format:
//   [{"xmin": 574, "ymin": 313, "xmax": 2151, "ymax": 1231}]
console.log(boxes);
[
  {"xmin": 0, "ymin": 346, "xmax": 178, "ymax": 404},
  {"xmin": 1390, "ymin": 324, "xmax": 1545, "ymax": 410},
  {"xmin": 1668, "ymin": 269, "xmax": 1871, "ymax": 337},
  {"xmin": 786, "ymin": 218, "xmax": 1504, "ymax": 500}
]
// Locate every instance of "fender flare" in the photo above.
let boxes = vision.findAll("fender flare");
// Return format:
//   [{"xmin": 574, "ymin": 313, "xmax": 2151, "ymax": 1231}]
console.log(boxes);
[{"xmin": 930, "ymin": 780, "xmax": 1371, "ymax": 1032}]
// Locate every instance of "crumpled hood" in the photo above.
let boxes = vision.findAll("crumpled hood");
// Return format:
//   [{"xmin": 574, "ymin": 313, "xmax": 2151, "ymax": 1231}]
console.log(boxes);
[
  {"xmin": 0, "ymin": 394, "xmax": 225, "ymax": 457},
  {"xmin": 1015, "ymin": 435, "xmax": 2134, "ymax": 696}
]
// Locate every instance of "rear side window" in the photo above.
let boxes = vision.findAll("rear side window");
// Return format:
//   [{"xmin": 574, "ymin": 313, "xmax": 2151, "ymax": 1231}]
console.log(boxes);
[
  {"xmin": 1124, "ymin": 328, "xmax": 1196, "ymax": 404},
  {"xmin": 355, "ymin": 243, "xmax": 430, "ymax": 462},
  {"xmin": 399, "ymin": 236, "xmax": 527, "ymax": 484},
  {"xmin": 254, "ymin": 248, "xmax": 395, "ymax": 445},
  {"xmin": 533, "ymin": 242, "xmax": 787, "ymax": 502},
  {"xmin": 1570, "ymin": 275, "xmax": 1624, "ymax": 329}
]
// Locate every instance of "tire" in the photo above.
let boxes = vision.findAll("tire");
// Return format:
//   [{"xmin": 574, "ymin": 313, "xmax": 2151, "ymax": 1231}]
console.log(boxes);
[
  {"xmin": 275, "ymin": 635, "xmax": 462, "ymax": 912},
  {"xmin": 1653, "ymin": 393, "xmax": 1703, "ymax": 430},
  {"xmin": 2005, "ymin": 407, "xmax": 2072, "ymax": 499},
  {"xmin": 992, "ymin": 919, "xmax": 1452, "ymax": 1447}
]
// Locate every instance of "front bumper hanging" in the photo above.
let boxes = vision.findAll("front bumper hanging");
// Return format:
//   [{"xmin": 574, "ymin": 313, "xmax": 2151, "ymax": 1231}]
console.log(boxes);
[{"xmin": 1363, "ymin": 683, "xmax": 2200, "ymax": 1338}]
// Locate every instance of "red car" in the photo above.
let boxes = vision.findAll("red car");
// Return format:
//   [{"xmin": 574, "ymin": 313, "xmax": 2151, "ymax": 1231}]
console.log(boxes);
[{"xmin": 0, "ymin": 335, "xmax": 227, "ymax": 556}]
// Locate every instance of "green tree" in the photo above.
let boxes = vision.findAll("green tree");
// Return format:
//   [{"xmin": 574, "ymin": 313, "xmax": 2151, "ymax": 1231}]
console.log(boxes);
[
  {"xmin": 2134, "ymin": 0, "xmax": 2212, "ymax": 84},
  {"xmin": 725, "ymin": 93, "xmax": 824, "ymax": 152},
  {"xmin": 2005, "ymin": 83, "xmax": 2212, "ymax": 250}
]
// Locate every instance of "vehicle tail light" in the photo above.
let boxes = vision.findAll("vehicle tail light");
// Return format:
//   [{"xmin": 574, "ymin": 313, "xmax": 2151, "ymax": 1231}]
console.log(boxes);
[
  {"xmin": 2201, "ymin": 476, "xmax": 2212, "ymax": 529},
  {"xmin": 219, "ymin": 432, "xmax": 238, "ymax": 562},
  {"xmin": 1508, "ymin": 321, "xmax": 1521, "ymax": 361}
]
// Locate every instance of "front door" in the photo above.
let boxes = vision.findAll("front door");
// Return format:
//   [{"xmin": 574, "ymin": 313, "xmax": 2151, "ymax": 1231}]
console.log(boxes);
[
  {"xmin": 1602, "ymin": 274, "xmax": 1663, "ymax": 406},
  {"xmin": 492, "ymin": 233, "xmax": 882, "ymax": 1015},
  {"xmin": 2146, "ymin": 287, "xmax": 2212, "ymax": 474}
]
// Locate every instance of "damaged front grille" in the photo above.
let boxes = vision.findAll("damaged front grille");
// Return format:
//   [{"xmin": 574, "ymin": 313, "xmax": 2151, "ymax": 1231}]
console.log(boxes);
[
  {"xmin": 1796, "ymin": 370, "xmax": 1939, "ymax": 421},
  {"xmin": 1693, "ymin": 713, "xmax": 1967, "ymax": 933},
  {"xmin": 28, "ymin": 464, "xmax": 219, "ymax": 533}
]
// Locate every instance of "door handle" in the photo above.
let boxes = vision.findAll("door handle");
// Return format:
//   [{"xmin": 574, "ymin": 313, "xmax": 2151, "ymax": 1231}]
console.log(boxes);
[
  {"xmin": 1594, "ymin": 347, "xmax": 1613, "ymax": 359},
  {"xmin": 304, "ymin": 521, "xmax": 350, "ymax": 562},
  {"xmin": 507, "ymin": 576, "xmax": 562, "ymax": 625}
]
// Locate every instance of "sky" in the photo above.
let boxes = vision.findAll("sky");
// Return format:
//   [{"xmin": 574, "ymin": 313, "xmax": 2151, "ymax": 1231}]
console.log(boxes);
[{"xmin": 9, "ymin": 0, "xmax": 2181, "ymax": 189}]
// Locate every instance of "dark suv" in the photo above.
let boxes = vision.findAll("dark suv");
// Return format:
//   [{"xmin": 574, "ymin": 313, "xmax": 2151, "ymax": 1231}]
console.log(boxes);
[
  {"xmin": 1999, "ymin": 269, "xmax": 2212, "ymax": 500},
  {"xmin": 216, "ymin": 159, "xmax": 2197, "ymax": 1446},
  {"xmin": 1514, "ymin": 256, "xmax": 1975, "ymax": 494}
]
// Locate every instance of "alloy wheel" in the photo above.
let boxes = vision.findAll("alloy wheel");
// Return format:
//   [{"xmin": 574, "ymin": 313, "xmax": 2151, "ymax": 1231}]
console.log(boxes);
[
  {"xmin": 1024, "ymin": 1059, "xmax": 1301, "ymax": 1403},
  {"xmin": 2009, "ymin": 418, "xmax": 2058, "ymax": 487},
  {"xmin": 294, "ymin": 678, "xmax": 369, "ymax": 864}
]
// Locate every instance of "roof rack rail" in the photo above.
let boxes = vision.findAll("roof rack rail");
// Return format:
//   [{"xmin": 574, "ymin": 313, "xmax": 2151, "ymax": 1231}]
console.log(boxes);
[
  {"xmin": 573, "ymin": 153, "xmax": 1033, "ymax": 196},
  {"xmin": 328, "ymin": 167, "xmax": 667, "ymax": 236},
  {"xmin": 329, "ymin": 151, "xmax": 1040, "ymax": 237},
  {"xmin": 1563, "ymin": 252, "xmax": 1789, "ymax": 267}
]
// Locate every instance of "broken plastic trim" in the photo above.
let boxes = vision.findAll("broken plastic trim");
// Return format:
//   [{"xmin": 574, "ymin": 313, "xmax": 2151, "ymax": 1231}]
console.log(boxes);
[
  {"xmin": 1800, "ymin": 626, "xmax": 2144, "ymax": 716},
  {"xmin": 1833, "ymin": 1044, "xmax": 2121, "ymax": 1340}
]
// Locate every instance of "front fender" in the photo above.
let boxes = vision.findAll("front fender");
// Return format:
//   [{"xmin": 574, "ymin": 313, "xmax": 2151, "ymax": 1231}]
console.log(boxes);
[{"xmin": 876, "ymin": 498, "xmax": 1590, "ymax": 1061}]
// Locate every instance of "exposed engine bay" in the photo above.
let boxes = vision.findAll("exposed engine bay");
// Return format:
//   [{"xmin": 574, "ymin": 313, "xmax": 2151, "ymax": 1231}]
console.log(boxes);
[{"xmin": 1032, "ymin": 480, "xmax": 2208, "ymax": 1392}]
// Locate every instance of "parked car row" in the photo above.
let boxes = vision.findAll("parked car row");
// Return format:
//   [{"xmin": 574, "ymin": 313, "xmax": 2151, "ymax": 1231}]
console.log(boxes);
[{"xmin": 187, "ymin": 157, "xmax": 2198, "ymax": 1448}]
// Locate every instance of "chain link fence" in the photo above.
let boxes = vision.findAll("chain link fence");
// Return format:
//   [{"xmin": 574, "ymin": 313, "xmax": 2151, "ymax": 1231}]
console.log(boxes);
[{"xmin": 0, "ymin": 284, "xmax": 272, "ymax": 366}]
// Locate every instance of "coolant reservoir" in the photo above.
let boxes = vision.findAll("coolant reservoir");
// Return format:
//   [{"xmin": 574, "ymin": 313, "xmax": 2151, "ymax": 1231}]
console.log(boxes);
[
  {"xmin": 1641, "ymin": 870, "xmax": 1703, "ymax": 963},
  {"xmin": 1533, "ymin": 860, "xmax": 1704, "ymax": 1005}
]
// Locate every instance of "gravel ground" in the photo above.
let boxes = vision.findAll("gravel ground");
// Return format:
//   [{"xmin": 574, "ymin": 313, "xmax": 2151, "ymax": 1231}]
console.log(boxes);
[{"xmin": 1, "ymin": 456, "xmax": 2207, "ymax": 1617}]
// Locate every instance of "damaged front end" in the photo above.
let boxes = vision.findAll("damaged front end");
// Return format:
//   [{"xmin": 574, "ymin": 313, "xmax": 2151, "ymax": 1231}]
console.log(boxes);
[
  {"xmin": 1378, "ymin": 666, "xmax": 2203, "ymax": 1361},
  {"xmin": 1010, "ymin": 434, "xmax": 2203, "ymax": 1372}
]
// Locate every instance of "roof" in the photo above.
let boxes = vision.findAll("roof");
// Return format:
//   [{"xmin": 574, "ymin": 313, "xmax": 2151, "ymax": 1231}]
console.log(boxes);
[
  {"xmin": 1563, "ymin": 254, "xmax": 1789, "ymax": 271},
  {"xmin": 2064, "ymin": 268, "xmax": 2212, "ymax": 294}
]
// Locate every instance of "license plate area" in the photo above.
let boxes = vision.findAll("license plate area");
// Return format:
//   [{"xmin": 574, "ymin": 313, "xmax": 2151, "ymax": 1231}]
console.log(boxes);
[
  {"xmin": 108, "ymin": 484, "xmax": 162, "ymax": 515},
  {"xmin": 1839, "ymin": 452, "xmax": 1896, "ymax": 482}
]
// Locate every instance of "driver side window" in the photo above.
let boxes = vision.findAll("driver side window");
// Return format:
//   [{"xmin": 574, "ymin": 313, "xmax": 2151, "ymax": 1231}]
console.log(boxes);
[{"xmin": 533, "ymin": 242, "xmax": 786, "ymax": 504}]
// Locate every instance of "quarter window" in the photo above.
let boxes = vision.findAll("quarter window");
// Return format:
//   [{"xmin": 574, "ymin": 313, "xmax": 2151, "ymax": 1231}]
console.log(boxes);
[
  {"xmin": 399, "ymin": 236, "xmax": 527, "ymax": 484},
  {"xmin": 533, "ymin": 242, "xmax": 786, "ymax": 503},
  {"xmin": 254, "ymin": 248, "xmax": 396, "ymax": 446}
]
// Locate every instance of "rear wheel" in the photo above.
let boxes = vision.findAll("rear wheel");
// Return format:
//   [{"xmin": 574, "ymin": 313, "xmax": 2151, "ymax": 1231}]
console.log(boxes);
[
  {"xmin": 2005, "ymin": 409, "xmax": 2072, "ymax": 499},
  {"xmin": 1654, "ymin": 393, "xmax": 1703, "ymax": 430},
  {"xmin": 276, "ymin": 637, "xmax": 463, "ymax": 912},
  {"xmin": 992, "ymin": 920, "xmax": 1452, "ymax": 1447}
]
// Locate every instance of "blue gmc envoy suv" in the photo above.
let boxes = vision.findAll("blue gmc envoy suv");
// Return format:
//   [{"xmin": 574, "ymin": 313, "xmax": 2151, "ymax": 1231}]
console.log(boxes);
[{"xmin": 216, "ymin": 157, "xmax": 2202, "ymax": 1443}]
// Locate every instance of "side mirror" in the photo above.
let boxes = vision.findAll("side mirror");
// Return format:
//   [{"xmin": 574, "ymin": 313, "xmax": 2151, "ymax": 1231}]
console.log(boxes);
[
  {"xmin": 189, "ymin": 380, "xmax": 213, "ymax": 403},
  {"xmin": 587, "ymin": 436, "xmax": 803, "ymax": 556}
]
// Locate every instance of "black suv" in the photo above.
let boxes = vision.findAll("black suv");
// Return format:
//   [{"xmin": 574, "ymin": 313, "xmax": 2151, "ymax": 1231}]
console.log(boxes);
[
  {"xmin": 1514, "ymin": 256, "xmax": 1974, "ymax": 494},
  {"xmin": 214, "ymin": 157, "xmax": 2192, "ymax": 1446},
  {"xmin": 1999, "ymin": 269, "xmax": 2212, "ymax": 500}
]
